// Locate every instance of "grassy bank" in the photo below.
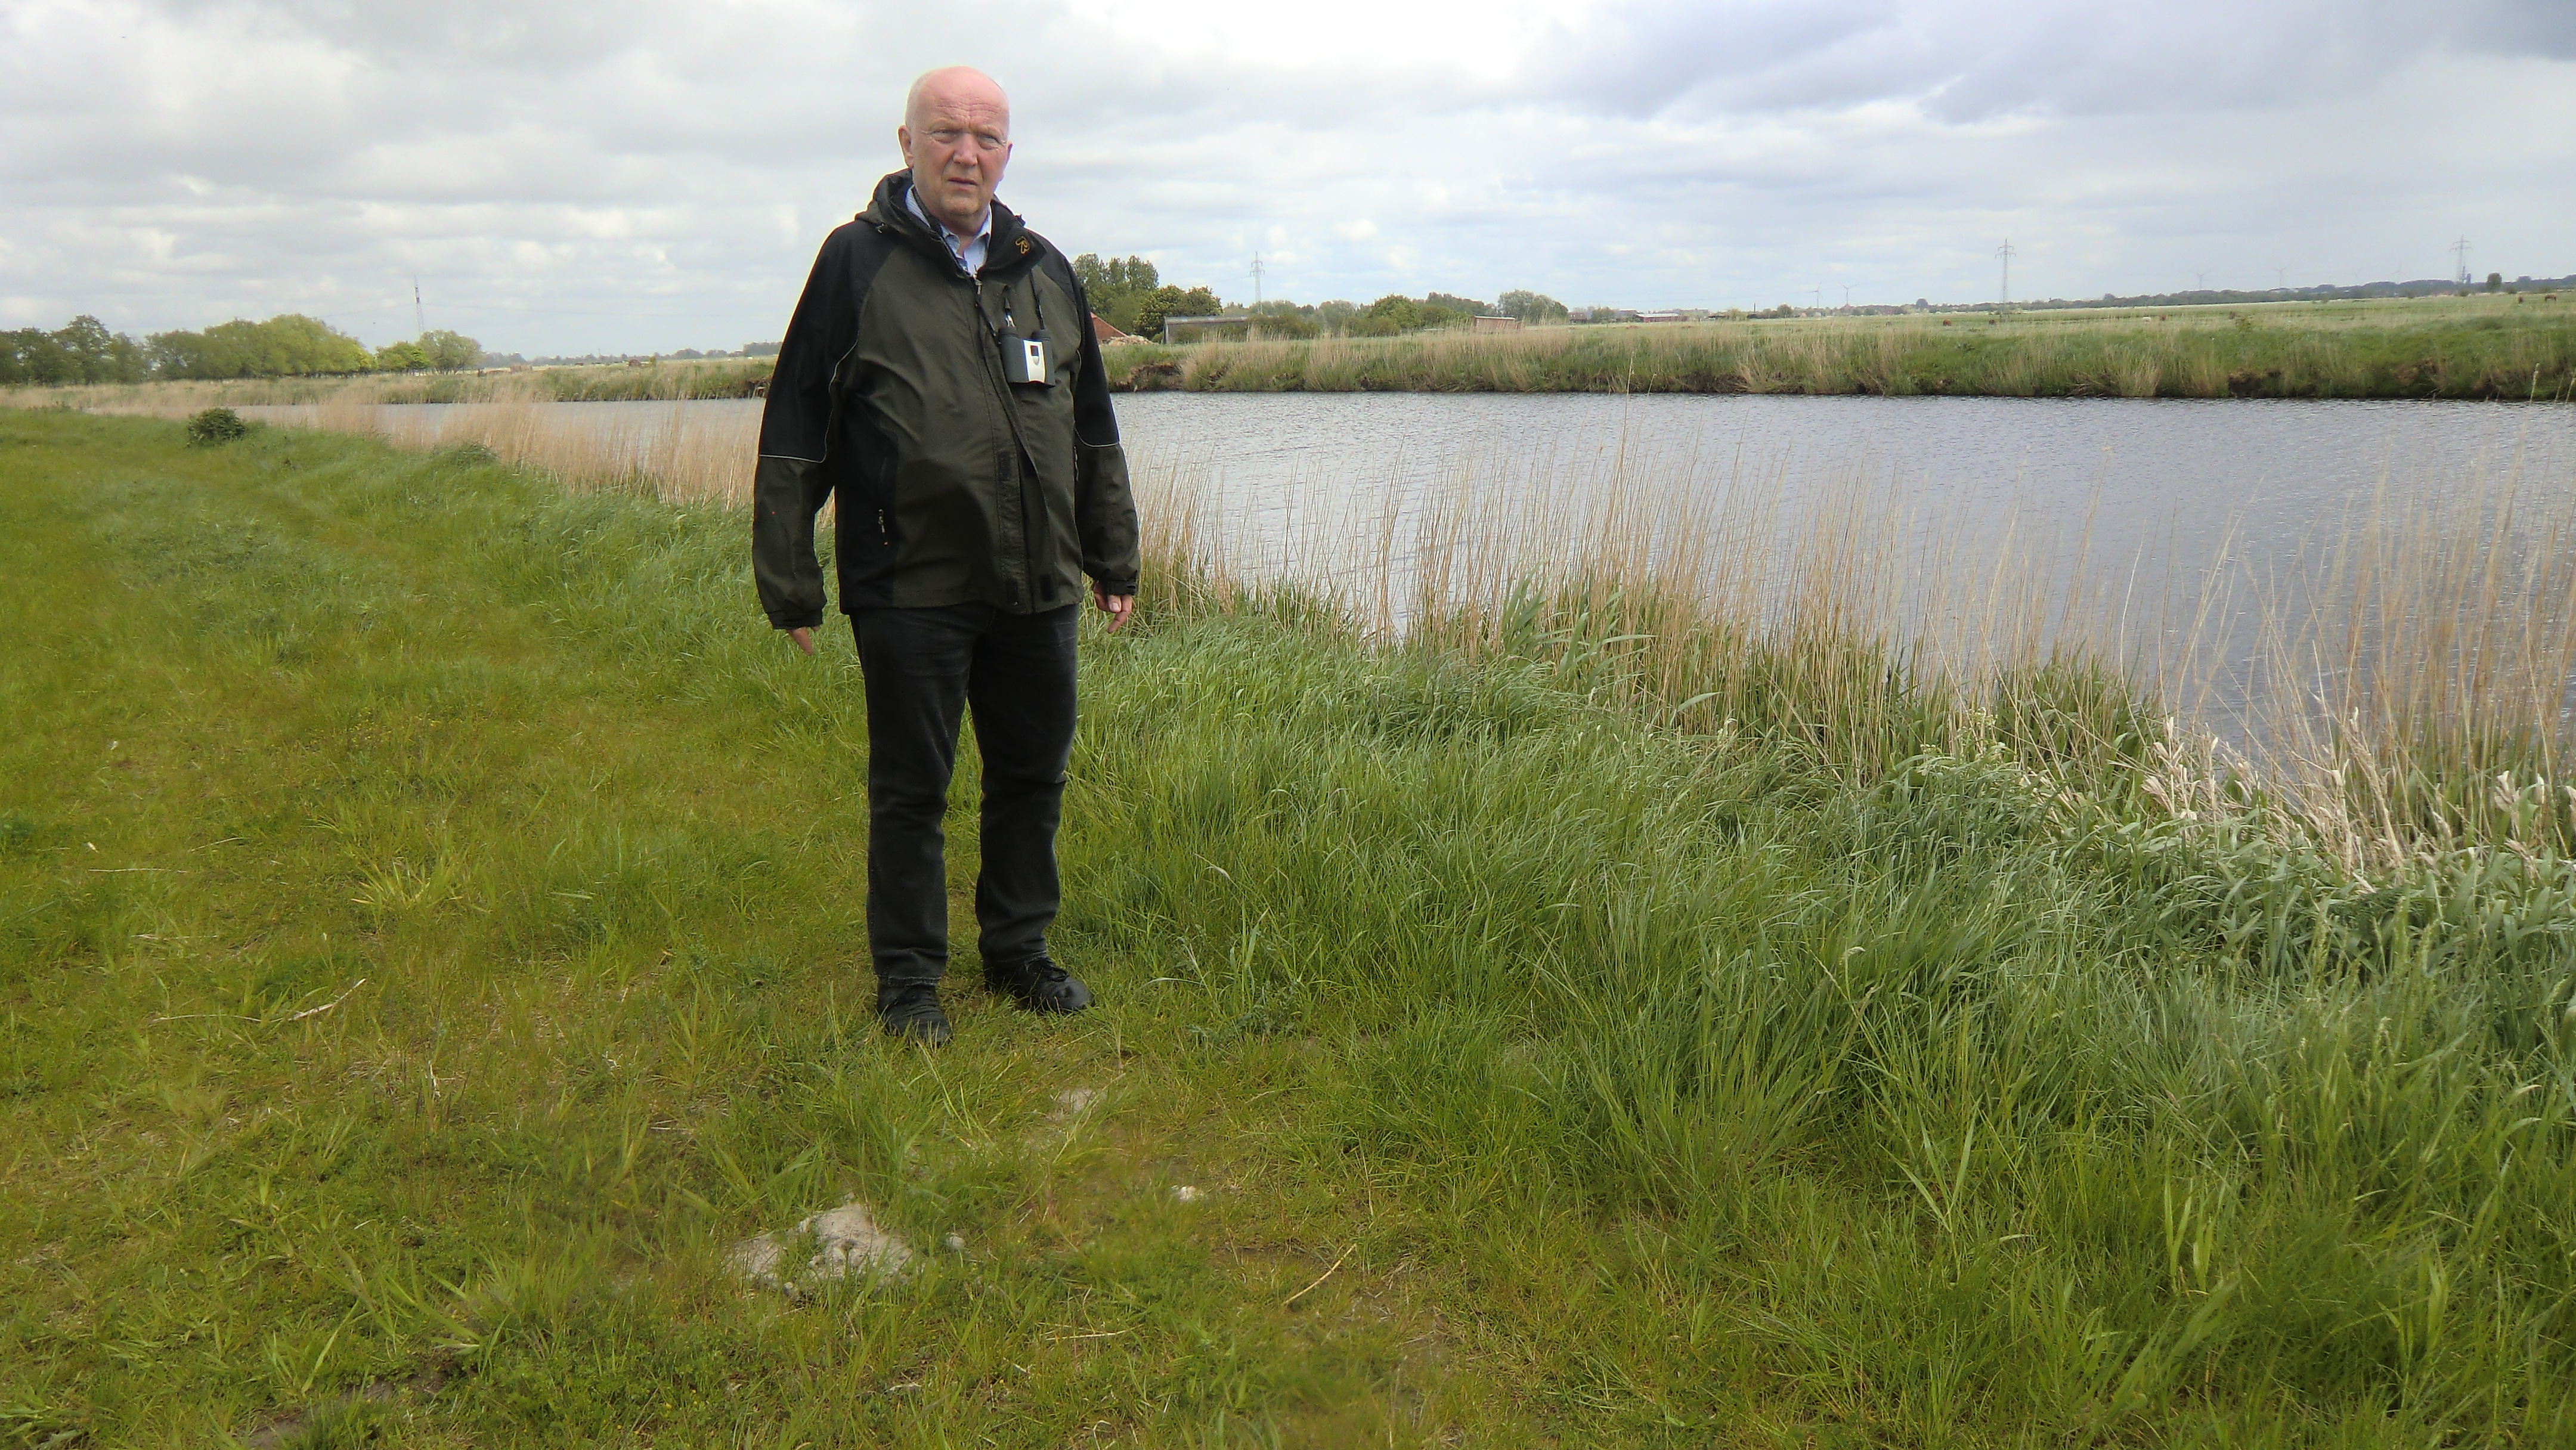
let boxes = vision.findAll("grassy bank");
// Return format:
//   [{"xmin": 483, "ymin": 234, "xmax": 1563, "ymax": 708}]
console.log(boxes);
[
  {"xmin": 4, "ymin": 412, "xmax": 2574, "ymax": 1446},
  {"xmin": 2, "ymin": 358, "xmax": 773, "ymax": 413},
  {"xmin": 1143, "ymin": 293, "xmax": 2576, "ymax": 400}
]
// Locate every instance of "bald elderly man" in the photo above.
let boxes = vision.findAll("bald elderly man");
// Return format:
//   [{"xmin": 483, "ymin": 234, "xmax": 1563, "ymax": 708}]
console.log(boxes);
[{"xmin": 753, "ymin": 66, "xmax": 1141, "ymax": 1047}]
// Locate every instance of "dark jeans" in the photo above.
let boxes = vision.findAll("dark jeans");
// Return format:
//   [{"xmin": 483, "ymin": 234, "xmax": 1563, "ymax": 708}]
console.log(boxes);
[{"xmin": 850, "ymin": 603, "xmax": 1078, "ymax": 1003}]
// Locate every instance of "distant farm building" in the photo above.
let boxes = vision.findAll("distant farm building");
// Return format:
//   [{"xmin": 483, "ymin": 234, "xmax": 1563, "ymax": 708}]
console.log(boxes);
[
  {"xmin": 1090, "ymin": 314, "xmax": 1138, "ymax": 344},
  {"xmin": 1472, "ymin": 315, "xmax": 1522, "ymax": 333},
  {"xmin": 1636, "ymin": 311, "xmax": 1685, "ymax": 323}
]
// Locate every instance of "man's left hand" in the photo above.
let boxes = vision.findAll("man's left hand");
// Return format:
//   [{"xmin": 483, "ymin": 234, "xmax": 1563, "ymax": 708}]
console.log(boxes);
[{"xmin": 1093, "ymin": 585, "xmax": 1134, "ymax": 632}]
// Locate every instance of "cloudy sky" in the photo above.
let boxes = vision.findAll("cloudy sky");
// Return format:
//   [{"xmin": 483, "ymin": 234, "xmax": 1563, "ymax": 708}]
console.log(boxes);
[{"xmin": 4, "ymin": 0, "xmax": 2571, "ymax": 354}]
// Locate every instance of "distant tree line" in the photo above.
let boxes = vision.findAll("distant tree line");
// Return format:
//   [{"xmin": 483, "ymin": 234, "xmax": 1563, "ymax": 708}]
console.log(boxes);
[
  {"xmin": 0, "ymin": 315, "xmax": 151, "ymax": 385},
  {"xmin": 1259, "ymin": 291, "xmax": 1568, "ymax": 338},
  {"xmin": 1, "ymin": 313, "xmax": 484, "ymax": 386},
  {"xmin": 1070, "ymin": 257, "xmax": 1574, "ymax": 341}
]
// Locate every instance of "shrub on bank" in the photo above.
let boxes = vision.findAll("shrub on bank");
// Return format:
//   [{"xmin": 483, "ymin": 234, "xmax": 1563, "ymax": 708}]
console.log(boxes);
[{"xmin": 182, "ymin": 406, "xmax": 248, "ymax": 444}]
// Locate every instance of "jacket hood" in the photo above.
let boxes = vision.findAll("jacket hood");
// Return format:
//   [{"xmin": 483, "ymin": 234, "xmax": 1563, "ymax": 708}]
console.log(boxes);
[{"xmin": 861, "ymin": 171, "xmax": 1037, "ymax": 277}]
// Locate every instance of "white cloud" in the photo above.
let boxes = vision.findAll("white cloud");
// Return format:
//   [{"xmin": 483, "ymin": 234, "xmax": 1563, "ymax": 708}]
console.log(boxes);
[{"xmin": 2, "ymin": 0, "xmax": 2569, "ymax": 351}]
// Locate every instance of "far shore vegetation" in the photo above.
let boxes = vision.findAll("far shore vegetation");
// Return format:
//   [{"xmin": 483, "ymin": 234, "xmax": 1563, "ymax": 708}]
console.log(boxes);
[
  {"xmin": 1119, "ymin": 289, "xmax": 2575, "ymax": 402},
  {"xmin": 10, "ymin": 288, "xmax": 2572, "ymax": 407},
  {"xmin": 4, "ymin": 405, "xmax": 2573, "ymax": 1443}
]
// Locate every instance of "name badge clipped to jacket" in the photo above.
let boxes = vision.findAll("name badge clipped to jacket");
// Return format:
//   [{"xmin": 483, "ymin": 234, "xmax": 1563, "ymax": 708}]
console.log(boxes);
[{"xmin": 999, "ymin": 329, "xmax": 1052, "ymax": 386}]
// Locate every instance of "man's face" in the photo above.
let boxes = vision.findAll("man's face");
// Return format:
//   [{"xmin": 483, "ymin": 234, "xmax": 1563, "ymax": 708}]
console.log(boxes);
[{"xmin": 897, "ymin": 76, "xmax": 1011, "ymax": 237}]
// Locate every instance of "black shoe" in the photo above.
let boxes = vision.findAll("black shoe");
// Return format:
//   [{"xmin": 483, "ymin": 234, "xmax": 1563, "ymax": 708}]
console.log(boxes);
[
  {"xmin": 878, "ymin": 984, "xmax": 952, "ymax": 1046},
  {"xmin": 984, "ymin": 955, "xmax": 1093, "ymax": 1014}
]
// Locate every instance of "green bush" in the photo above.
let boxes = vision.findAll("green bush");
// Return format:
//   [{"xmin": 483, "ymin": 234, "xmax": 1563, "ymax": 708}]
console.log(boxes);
[{"xmin": 183, "ymin": 407, "xmax": 249, "ymax": 445}]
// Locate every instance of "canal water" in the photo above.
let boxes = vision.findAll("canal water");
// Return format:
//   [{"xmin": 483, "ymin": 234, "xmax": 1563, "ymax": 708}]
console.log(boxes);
[
  {"xmin": 1111, "ymin": 392, "xmax": 2571, "ymax": 578},
  {"xmin": 262, "ymin": 392, "xmax": 2576, "ymax": 735},
  {"xmin": 292, "ymin": 392, "xmax": 2574, "ymax": 584}
]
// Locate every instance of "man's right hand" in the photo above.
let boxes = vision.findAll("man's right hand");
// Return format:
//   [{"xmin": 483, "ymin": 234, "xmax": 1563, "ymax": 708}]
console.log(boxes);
[{"xmin": 788, "ymin": 627, "xmax": 816, "ymax": 656}]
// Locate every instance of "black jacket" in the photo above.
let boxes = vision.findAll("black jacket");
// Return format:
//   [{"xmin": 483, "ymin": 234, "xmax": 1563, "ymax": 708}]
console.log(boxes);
[{"xmin": 752, "ymin": 171, "xmax": 1141, "ymax": 627}]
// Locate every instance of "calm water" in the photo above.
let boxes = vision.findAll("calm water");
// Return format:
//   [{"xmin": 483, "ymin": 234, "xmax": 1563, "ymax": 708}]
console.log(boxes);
[
  {"xmin": 276, "ymin": 392, "xmax": 2576, "ymax": 727},
  {"xmin": 294, "ymin": 394, "xmax": 2574, "ymax": 575},
  {"xmin": 1113, "ymin": 393, "xmax": 2576, "ymax": 742},
  {"xmin": 1112, "ymin": 391, "xmax": 2574, "ymax": 581}
]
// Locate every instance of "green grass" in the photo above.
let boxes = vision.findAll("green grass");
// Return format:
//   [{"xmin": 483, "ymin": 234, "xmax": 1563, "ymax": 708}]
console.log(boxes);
[{"xmin": 4, "ymin": 411, "xmax": 2574, "ymax": 1446}]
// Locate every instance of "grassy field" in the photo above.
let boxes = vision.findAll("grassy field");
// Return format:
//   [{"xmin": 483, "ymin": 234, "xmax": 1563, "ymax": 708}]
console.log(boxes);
[{"xmin": 4, "ymin": 411, "xmax": 2575, "ymax": 1446}]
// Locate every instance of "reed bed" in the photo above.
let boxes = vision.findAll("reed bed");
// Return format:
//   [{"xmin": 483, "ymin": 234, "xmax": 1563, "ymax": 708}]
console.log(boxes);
[
  {"xmin": 1169, "ymin": 299, "xmax": 2576, "ymax": 400},
  {"xmin": 2256, "ymin": 450, "xmax": 2576, "ymax": 861},
  {"xmin": 1133, "ymin": 422, "xmax": 2576, "ymax": 871},
  {"xmin": 267, "ymin": 396, "xmax": 761, "ymax": 504}
]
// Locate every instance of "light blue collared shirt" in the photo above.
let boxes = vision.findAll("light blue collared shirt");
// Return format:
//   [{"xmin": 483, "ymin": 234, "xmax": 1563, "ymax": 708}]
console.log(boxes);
[{"xmin": 904, "ymin": 182, "xmax": 992, "ymax": 276}]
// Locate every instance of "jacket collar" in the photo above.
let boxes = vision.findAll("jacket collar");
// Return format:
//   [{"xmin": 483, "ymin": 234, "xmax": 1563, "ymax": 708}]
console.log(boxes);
[{"xmin": 863, "ymin": 170, "xmax": 1035, "ymax": 278}]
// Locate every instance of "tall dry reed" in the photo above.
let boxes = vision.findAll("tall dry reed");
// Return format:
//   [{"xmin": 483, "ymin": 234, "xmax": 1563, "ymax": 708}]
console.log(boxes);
[
  {"xmin": 290, "ymin": 397, "xmax": 759, "ymax": 504},
  {"xmin": 2250, "ymin": 447, "xmax": 2576, "ymax": 861},
  {"xmin": 1132, "ymin": 426, "xmax": 2574, "ymax": 866}
]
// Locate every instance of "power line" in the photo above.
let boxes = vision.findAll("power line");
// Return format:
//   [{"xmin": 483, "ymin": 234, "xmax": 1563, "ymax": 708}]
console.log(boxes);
[
  {"xmin": 1996, "ymin": 240, "xmax": 2017, "ymax": 306},
  {"xmin": 1249, "ymin": 252, "xmax": 1264, "ymax": 306},
  {"xmin": 413, "ymin": 277, "xmax": 423, "ymax": 338},
  {"xmin": 2452, "ymin": 236, "xmax": 2473, "ymax": 286}
]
